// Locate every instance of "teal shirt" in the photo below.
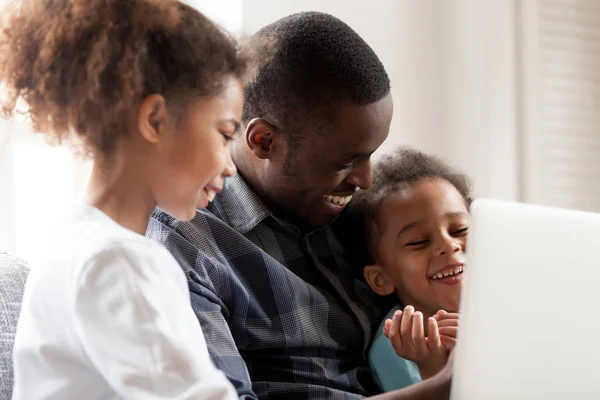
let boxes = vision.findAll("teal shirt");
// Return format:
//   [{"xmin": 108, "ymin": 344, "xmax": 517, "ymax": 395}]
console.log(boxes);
[{"xmin": 368, "ymin": 305, "xmax": 422, "ymax": 392}]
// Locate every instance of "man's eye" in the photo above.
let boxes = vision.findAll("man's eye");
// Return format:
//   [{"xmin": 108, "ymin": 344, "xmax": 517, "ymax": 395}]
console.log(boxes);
[{"xmin": 336, "ymin": 163, "xmax": 353, "ymax": 171}]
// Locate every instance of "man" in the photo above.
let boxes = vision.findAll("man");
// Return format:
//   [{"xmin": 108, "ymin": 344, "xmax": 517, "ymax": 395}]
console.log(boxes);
[{"xmin": 148, "ymin": 12, "xmax": 451, "ymax": 399}]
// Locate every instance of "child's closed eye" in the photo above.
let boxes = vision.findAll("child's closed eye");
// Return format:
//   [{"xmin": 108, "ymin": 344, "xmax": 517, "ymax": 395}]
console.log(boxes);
[
  {"xmin": 406, "ymin": 239, "xmax": 429, "ymax": 247},
  {"xmin": 451, "ymin": 227, "xmax": 469, "ymax": 236},
  {"xmin": 406, "ymin": 227, "xmax": 468, "ymax": 247}
]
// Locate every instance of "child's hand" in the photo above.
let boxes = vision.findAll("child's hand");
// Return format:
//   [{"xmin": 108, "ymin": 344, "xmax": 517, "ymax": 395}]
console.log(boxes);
[
  {"xmin": 383, "ymin": 306, "xmax": 450, "ymax": 380},
  {"xmin": 433, "ymin": 310, "xmax": 459, "ymax": 352}
]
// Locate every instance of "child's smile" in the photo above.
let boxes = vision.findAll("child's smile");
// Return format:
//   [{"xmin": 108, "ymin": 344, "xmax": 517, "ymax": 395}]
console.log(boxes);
[
  {"xmin": 429, "ymin": 263, "xmax": 465, "ymax": 284},
  {"xmin": 365, "ymin": 177, "xmax": 470, "ymax": 316}
]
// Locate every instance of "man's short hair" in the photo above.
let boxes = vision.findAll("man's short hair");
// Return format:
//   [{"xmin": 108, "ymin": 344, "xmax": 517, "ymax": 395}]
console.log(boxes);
[{"xmin": 243, "ymin": 11, "xmax": 391, "ymax": 138}]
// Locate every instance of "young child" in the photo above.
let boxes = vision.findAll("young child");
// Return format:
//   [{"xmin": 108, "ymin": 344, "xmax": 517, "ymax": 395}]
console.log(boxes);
[
  {"xmin": 0, "ymin": 1, "xmax": 264, "ymax": 398},
  {"xmin": 352, "ymin": 147, "xmax": 472, "ymax": 392}
]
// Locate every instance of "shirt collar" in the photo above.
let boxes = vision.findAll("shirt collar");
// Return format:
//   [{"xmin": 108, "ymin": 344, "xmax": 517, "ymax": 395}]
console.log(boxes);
[{"xmin": 211, "ymin": 174, "xmax": 272, "ymax": 234}]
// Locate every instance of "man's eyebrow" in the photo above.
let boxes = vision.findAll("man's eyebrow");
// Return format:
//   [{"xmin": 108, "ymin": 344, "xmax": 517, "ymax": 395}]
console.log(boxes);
[{"xmin": 344, "ymin": 150, "xmax": 375, "ymax": 160}]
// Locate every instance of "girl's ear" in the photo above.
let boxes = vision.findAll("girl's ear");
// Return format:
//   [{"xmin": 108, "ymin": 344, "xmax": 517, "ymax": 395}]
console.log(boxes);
[{"xmin": 138, "ymin": 94, "xmax": 169, "ymax": 144}]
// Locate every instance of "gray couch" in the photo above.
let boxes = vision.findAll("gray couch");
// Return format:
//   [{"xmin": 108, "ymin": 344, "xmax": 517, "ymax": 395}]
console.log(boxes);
[{"xmin": 0, "ymin": 253, "xmax": 29, "ymax": 400}]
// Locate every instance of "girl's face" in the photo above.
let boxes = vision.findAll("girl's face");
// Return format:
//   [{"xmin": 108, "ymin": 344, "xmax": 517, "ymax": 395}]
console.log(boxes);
[
  {"xmin": 147, "ymin": 76, "xmax": 244, "ymax": 221},
  {"xmin": 365, "ymin": 178, "xmax": 470, "ymax": 315}
]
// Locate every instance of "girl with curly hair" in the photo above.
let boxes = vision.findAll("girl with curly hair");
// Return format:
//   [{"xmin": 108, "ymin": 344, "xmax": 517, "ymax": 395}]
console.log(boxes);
[{"xmin": 1, "ymin": 0, "xmax": 262, "ymax": 398}]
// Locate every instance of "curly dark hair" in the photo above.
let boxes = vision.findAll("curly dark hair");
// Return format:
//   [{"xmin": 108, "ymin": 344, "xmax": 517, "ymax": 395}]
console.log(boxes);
[
  {"xmin": 350, "ymin": 147, "xmax": 473, "ymax": 262},
  {"xmin": 242, "ymin": 11, "xmax": 390, "ymax": 139},
  {"xmin": 0, "ymin": 0, "xmax": 264, "ymax": 156}
]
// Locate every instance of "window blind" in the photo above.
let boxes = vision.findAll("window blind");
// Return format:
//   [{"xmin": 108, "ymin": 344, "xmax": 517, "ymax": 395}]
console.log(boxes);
[{"xmin": 527, "ymin": 0, "xmax": 600, "ymax": 211}]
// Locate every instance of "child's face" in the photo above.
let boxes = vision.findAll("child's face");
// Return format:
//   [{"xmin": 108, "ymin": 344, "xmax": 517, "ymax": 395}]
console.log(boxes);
[
  {"xmin": 146, "ymin": 76, "xmax": 244, "ymax": 221},
  {"xmin": 365, "ymin": 178, "xmax": 469, "ymax": 315}
]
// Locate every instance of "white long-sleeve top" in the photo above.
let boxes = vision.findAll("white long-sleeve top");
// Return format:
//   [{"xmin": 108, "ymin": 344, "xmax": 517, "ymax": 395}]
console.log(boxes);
[{"xmin": 12, "ymin": 206, "xmax": 237, "ymax": 400}]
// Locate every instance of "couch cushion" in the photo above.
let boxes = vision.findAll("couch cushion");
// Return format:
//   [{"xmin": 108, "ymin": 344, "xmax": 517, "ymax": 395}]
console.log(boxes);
[{"xmin": 0, "ymin": 253, "xmax": 29, "ymax": 400}]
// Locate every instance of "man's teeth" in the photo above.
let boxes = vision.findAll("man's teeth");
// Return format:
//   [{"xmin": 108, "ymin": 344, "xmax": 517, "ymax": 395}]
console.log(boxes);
[
  {"xmin": 432, "ymin": 266, "xmax": 464, "ymax": 280},
  {"xmin": 324, "ymin": 194, "xmax": 353, "ymax": 206}
]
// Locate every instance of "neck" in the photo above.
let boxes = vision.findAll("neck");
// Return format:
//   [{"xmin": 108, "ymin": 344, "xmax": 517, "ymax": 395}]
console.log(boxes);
[
  {"xmin": 233, "ymin": 154, "xmax": 303, "ymax": 229},
  {"xmin": 233, "ymin": 150, "xmax": 281, "ymax": 217},
  {"xmin": 238, "ymin": 169, "xmax": 309, "ymax": 230},
  {"xmin": 86, "ymin": 156, "xmax": 155, "ymax": 235}
]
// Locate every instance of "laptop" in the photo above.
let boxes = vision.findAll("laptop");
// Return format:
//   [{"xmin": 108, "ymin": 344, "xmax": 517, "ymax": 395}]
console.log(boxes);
[{"xmin": 451, "ymin": 198, "xmax": 600, "ymax": 399}]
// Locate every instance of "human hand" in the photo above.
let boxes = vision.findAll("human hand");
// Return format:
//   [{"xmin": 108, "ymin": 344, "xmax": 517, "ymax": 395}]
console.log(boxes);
[
  {"xmin": 383, "ymin": 306, "xmax": 449, "ymax": 380},
  {"xmin": 433, "ymin": 310, "xmax": 459, "ymax": 352}
]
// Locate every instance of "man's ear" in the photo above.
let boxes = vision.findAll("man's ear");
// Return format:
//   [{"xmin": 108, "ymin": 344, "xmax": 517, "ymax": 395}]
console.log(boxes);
[
  {"xmin": 363, "ymin": 264, "xmax": 396, "ymax": 296},
  {"xmin": 245, "ymin": 118, "xmax": 278, "ymax": 160},
  {"xmin": 137, "ymin": 94, "xmax": 169, "ymax": 144}
]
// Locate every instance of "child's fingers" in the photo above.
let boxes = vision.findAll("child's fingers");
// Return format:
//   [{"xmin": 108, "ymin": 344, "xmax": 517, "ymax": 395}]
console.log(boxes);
[
  {"xmin": 400, "ymin": 306, "xmax": 415, "ymax": 352},
  {"xmin": 427, "ymin": 317, "xmax": 443, "ymax": 352},
  {"xmin": 438, "ymin": 326, "xmax": 458, "ymax": 339},
  {"xmin": 383, "ymin": 319, "xmax": 392, "ymax": 338},
  {"xmin": 412, "ymin": 312, "xmax": 428, "ymax": 356},
  {"xmin": 432, "ymin": 310, "xmax": 447, "ymax": 320},
  {"xmin": 434, "ymin": 312, "xmax": 459, "ymax": 322},
  {"xmin": 440, "ymin": 335, "xmax": 457, "ymax": 351},
  {"xmin": 436, "ymin": 318, "xmax": 459, "ymax": 328},
  {"xmin": 388, "ymin": 310, "xmax": 404, "ymax": 355}
]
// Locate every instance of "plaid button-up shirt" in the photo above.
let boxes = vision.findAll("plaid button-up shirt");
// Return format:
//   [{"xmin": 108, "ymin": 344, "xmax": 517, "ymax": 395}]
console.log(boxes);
[{"xmin": 147, "ymin": 174, "xmax": 383, "ymax": 399}]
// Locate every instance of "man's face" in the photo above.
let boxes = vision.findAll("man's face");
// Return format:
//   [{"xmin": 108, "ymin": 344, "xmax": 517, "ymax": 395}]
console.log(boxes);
[{"xmin": 263, "ymin": 94, "xmax": 393, "ymax": 229}]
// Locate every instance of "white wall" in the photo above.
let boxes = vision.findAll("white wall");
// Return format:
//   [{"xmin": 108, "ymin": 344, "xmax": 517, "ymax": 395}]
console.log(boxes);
[
  {"xmin": 182, "ymin": 0, "xmax": 242, "ymax": 32},
  {"xmin": 241, "ymin": 0, "xmax": 520, "ymax": 200},
  {"xmin": 0, "ymin": 119, "xmax": 90, "ymax": 258},
  {"xmin": 520, "ymin": 0, "xmax": 600, "ymax": 212},
  {"xmin": 442, "ymin": 0, "xmax": 519, "ymax": 201}
]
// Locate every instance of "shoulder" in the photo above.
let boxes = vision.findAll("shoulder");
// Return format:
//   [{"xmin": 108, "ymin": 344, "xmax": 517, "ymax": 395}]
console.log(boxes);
[
  {"xmin": 83, "ymin": 218, "xmax": 174, "ymax": 268},
  {"xmin": 147, "ymin": 208, "xmax": 253, "ymax": 299},
  {"xmin": 40, "ymin": 211, "xmax": 175, "ymax": 277},
  {"xmin": 148, "ymin": 208, "xmax": 236, "ymax": 268},
  {"xmin": 148, "ymin": 207, "xmax": 228, "ymax": 246},
  {"xmin": 64, "ymin": 210, "xmax": 179, "ymax": 277},
  {"xmin": 63, "ymin": 207, "xmax": 173, "ymax": 265},
  {"xmin": 78, "ymin": 237, "xmax": 180, "ymax": 283},
  {"xmin": 28, "ymin": 233, "xmax": 187, "ymax": 315}
]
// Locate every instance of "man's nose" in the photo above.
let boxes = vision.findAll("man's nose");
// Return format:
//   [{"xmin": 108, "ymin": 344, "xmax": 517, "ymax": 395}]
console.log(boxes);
[{"xmin": 345, "ymin": 157, "xmax": 373, "ymax": 190}]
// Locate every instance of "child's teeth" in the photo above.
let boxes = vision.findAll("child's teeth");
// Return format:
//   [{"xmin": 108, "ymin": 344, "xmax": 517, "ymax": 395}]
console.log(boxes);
[{"xmin": 432, "ymin": 266, "xmax": 464, "ymax": 280}]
